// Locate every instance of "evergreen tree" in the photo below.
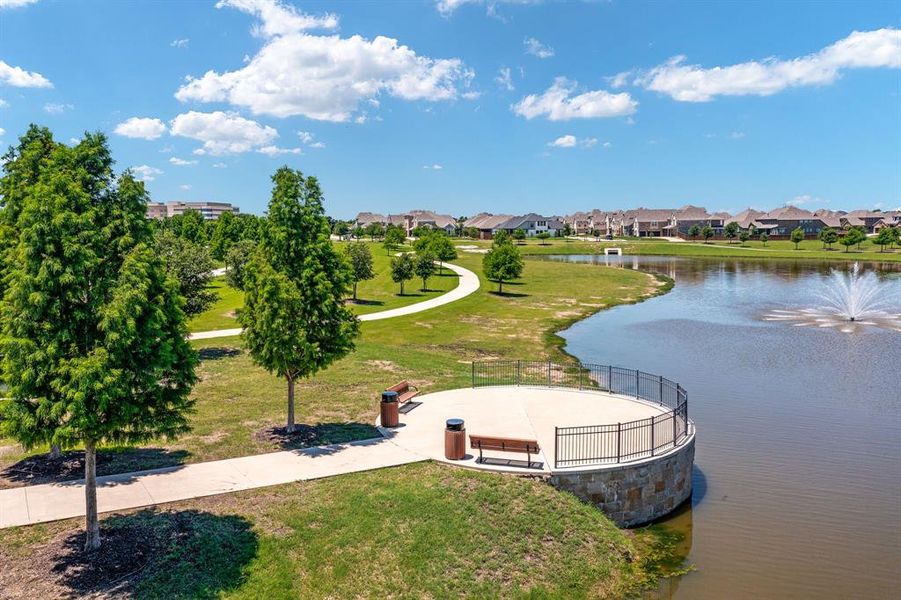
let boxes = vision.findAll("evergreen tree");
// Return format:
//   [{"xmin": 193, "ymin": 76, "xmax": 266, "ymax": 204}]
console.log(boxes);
[
  {"xmin": 211, "ymin": 210, "xmax": 240, "ymax": 260},
  {"xmin": 240, "ymin": 168, "xmax": 359, "ymax": 434},
  {"xmin": 0, "ymin": 131, "xmax": 196, "ymax": 551}
]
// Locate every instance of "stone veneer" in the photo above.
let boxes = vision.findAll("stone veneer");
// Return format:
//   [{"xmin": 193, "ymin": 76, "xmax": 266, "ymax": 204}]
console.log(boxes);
[{"xmin": 549, "ymin": 436, "xmax": 695, "ymax": 527}]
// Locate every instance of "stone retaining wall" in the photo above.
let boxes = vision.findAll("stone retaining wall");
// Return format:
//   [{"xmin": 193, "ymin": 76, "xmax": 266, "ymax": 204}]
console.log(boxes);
[{"xmin": 549, "ymin": 437, "xmax": 694, "ymax": 527}]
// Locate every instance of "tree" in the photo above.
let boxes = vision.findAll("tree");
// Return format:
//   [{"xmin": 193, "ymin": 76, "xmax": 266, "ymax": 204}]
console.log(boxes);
[
  {"xmin": 483, "ymin": 235, "xmax": 524, "ymax": 294},
  {"xmin": 818, "ymin": 227, "xmax": 838, "ymax": 250},
  {"xmin": 872, "ymin": 227, "xmax": 894, "ymax": 252},
  {"xmin": 156, "ymin": 229, "xmax": 217, "ymax": 317},
  {"xmin": 687, "ymin": 224, "xmax": 701, "ymax": 240},
  {"xmin": 790, "ymin": 226, "xmax": 805, "ymax": 250},
  {"xmin": 426, "ymin": 234, "xmax": 457, "ymax": 273},
  {"xmin": 332, "ymin": 220, "xmax": 350, "ymax": 239},
  {"xmin": 364, "ymin": 222, "xmax": 384, "ymax": 240},
  {"xmin": 512, "ymin": 228, "xmax": 527, "ymax": 244},
  {"xmin": 759, "ymin": 232, "xmax": 769, "ymax": 246},
  {"xmin": 224, "ymin": 239, "xmax": 257, "ymax": 290},
  {"xmin": 890, "ymin": 226, "xmax": 900, "ymax": 249},
  {"xmin": 701, "ymin": 225, "xmax": 714, "ymax": 243},
  {"xmin": 414, "ymin": 251, "xmax": 437, "ymax": 291},
  {"xmin": 411, "ymin": 225, "xmax": 431, "ymax": 238},
  {"xmin": 241, "ymin": 168, "xmax": 359, "ymax": 436},
  {"xmin": 852, "ymin": 226, "xmax": 867, "ymax": 250},
  {"xmin": 383, "ymin": 225, "xmax": 406, "ymax": 253},
  {"xmin": 563, "ymin": 223, "xmax": 573, "ymax": 237},
  {"xmin": 838, "ymin": 232, "xmax": 856, "ymax": 252},
  {"xmin": 391, "ymin": 252, "xmax": 415, "ymax": 295},
  {"xmin": 163, "ymin": 209, "xmax": 208, "ymax": 244},
  {"xmin": 739, "ymin": 230, "xmax": 750, "ymax": 245},
  {"xmin": 0, "ymin": 132, "xmax": 196, "ymax": 551},
  {"xmin": 344, "ymin": 241, "xmax": 374, "ymax": 300},
  {"xmin": 211, "ymin": 210, "xmax": 240, "ymax": 261},
  {"xmin": 536, "ymin": 231, "xmax": 551, "ymax": 245},
  {"xmin": 493, "ymin": 230, "xmax": 511, "ymax": 245},
  {"xmin": 723, "ymin": 221, "xmax": 739, "ymax": 244}
]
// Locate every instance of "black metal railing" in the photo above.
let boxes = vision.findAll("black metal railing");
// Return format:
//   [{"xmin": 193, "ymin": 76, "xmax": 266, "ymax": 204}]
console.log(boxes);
[{"xmin": 471, "ymin": 360, "xmax": 691, "ymax": 468}]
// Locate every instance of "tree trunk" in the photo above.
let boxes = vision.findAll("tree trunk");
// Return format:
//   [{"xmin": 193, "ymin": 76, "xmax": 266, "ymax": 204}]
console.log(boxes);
[
  {"xmin": 422, "ymin": 277, "xmax": 427, "ymax": 291},
  {"xmin": 498, "ymin": 280, "xmax": 503, "ymax": 294},
  {"xmin": 286, "ymin": 376, "xmax": 296, "ymax": 434},
  {"xmin": 84, "ymin": 441, "xmax": 100, "ymax": 551},
  {"xmin": 400, "ymin": 281, "xmax": 404, "ymax": 295},
  {"xmin": 353, "ymin": 281, "xmax": 358, "ymax": 301},
  {"xmin": 49, "ymin": 444, "xmax": 61, "ymax": 460}
]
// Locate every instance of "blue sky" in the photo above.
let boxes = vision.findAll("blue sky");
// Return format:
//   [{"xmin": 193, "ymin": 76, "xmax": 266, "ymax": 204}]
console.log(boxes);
[{"xmin": 1, "ymin": 0, "xmax": 899, "ymax": 218}]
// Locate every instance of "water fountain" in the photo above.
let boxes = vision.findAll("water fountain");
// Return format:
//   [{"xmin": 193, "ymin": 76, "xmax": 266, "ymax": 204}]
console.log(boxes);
[{"xmin": 764, "ymin": 263, "xmax": 901, "ymax": 333}]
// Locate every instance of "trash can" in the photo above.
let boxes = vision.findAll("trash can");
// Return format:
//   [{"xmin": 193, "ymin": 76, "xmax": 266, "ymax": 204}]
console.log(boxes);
[
  {"xmin": 444, "ymin": 418, "xmax": 465, "ymax": 460},
  {"xmin": 380, "ymin": 390, "xmax": 399, "ymax": 428}
]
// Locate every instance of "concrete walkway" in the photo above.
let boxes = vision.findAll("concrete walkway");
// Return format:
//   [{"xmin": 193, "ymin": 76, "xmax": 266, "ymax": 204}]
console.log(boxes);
[
  {"xmin": 0, "ymin": 436, "xmax": 426, "ymax": 529},
  {"xmin": 189, "ymin": 261, "xmax": 480, "ymax": 341}
]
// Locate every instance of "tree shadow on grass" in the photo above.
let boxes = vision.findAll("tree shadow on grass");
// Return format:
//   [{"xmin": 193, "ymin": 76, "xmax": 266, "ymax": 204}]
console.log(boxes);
[
  {"xmin": 0, "ymin": 448, "xmax": 191, "ymax": 489},
  {"xmin": 488, "ymin": 290, "xmax": 530, "ymax": 298},
  {"xmin": 254, "ymin": 422, "xmax": 382, "ymax": 452},
  {"xmin": 198, "ymin": 347, "xmax": 242, "ymax": 361},
  {"xmin": 48, "ymin": 509, "xmax": 257, "ymax": 599},
  {"xmin": 348, "ymin": 298, "xmax": 385, "ymax": 306}
]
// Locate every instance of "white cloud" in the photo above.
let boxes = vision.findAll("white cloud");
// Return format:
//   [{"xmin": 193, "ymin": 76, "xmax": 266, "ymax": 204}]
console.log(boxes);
[
  {"xmin": 602, "ymin": 141, "xmax": 612, "ymax": 148},
  {"xmin": 170, "ymin": 38, "xmax": 190, "ymax": 48},
  {"xmin": 215, "ymin": 0, "xmax": 338, "ymax": 37},
  {"xmin": 495, "ymin": 67, "xmax": 514, "ymax": 91},
  {"xmin": 0, "ymin": 60, "xmax": 52, "ymax": 88},
  {"xmin": 636, "ymin": 28, "xmax": 901, "ymax": 102},
  {"xmin": 309, "ymin": 141, "xmax": 325, "ymax": 149},
  {"xmin": 608, "ymin": 71, "xmax": 632, "ymax": 89},
  {"xmin": 131, "ymin": 165, "xmax": 162, "ymax": 182},
  {"xmin": 257, "ymin": 145, "xmax": 302, "ymax": 156},
  {"xmin": 43, "ymin": 102, "xmax": 73, "ymax": 114},
  {"xmin": 0, "ymin": 98, "xmax": 8, "ymax": 108},
  {"xmin": 422, "ymin": 164, "xmax": 443, "ymax": 170},
  {"xmin": 730, "ymin": 131, "xmax": 745, "ymax": 139},
  {"xmin": 169, "ymin": 156, "xmax": 198, "ymax": 166},
  {"xmin": 169, "ymin": 111, "xmax": 278, "ymax": 155},
  {"xmin": 436, "ymin": 0, "xmax": 541, "ymax": 17},
  {"xmin": 354, "ymin": 114, "xmax": 368, "ymax": 124},
  {"xmin": 0, "ymin": 0, "xmax": 40, "ymax": 8},
  {"xmin": 114, "ymin": 117, "xmax": 167, "ymax": 140},
  {"xmin": 212, "ymin": 162, "xmax": 228, "ymax": 168},
  {"xmin": 548, "ymin": 134, "xmax": 598, "ymax": 149},
  {"xmin": 176, "ymin": 2, "xmax": 474, "ymax": 122},
  {"xmin": 0, "ymin": 127, "xmax": 5, "ymax": 137},
  {"xmin": 524, "ymin": 37, "xmax": 554, "ymax": 59},
  {"xmin": 788, "ymin": 194, "xmax": 825, "ymax": 206},
  {"xmin": 297, "ymin": 130, "xmax": 325, "ymax": 148},
  {"xmin": 512, "ymin": 77, "xmax": 638, "ymax": 121},
  {"xmin": 179, "ymin": 184, "xmax": 192, "ymax": 190}
]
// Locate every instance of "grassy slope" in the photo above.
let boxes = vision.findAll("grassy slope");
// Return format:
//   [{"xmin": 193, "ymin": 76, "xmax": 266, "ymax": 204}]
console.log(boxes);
[
  {"xmin": 0, "ymin": 462, "xmax": 674, "ymax": 599},
  {"xmin": 186, "ymin": 242, "xmax": 460, "ymax": 332},
  {"xmin": 487, "ymin": 236, "xmax": 901, "ymax": 262}
]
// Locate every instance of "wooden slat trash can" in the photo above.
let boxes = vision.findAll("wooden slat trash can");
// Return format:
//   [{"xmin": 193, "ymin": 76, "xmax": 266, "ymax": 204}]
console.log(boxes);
[
  {"xmin": 445, "ymin": 418, "xmax": 465, "ymax": 460},
  {"xmin": 380, "ymin": 391, "xmax": 399, "ymax": 428}
]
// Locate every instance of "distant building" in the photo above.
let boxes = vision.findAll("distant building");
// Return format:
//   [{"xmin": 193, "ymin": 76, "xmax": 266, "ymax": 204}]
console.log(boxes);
[
  {"xmin": 463, "ymin": 213, "xmax": 514, "ymax": 239},
  {"xmin": 146, "ymin": 201, "xmax": 240, "ymax": 220},
  {"xmin": 353, "ymin": 209, "xmax": 456, "ymax": 236},
  {"xmin": 495, "ymin": 214, "xmax": 564, "ymax": 237}
]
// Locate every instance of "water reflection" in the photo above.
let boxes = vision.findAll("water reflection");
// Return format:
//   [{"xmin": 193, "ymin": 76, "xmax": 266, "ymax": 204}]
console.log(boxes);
[{"xmin": 549, "ymin": 254, "xmax": 901, "ymax": 599}]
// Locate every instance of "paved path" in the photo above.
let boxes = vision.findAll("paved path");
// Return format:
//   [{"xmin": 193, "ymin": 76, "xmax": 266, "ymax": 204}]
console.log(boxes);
[
  {"xmin": 0, "ymin": 436, "xmax": 426, "ymax": 529},
  {"xmin": 190, "ymin": 261, "xmax": 480, "ymax": 340}
]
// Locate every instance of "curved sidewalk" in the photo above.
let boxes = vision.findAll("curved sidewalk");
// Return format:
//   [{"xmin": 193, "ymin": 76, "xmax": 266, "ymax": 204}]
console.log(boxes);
[{"xmin": 189, "ymin": 261, "xmax": 480, "ymax": 340}]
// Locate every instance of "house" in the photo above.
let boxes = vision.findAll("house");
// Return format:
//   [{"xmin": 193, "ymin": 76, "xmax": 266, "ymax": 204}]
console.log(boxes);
[
  {"xmin": 563, "ymin": 211, "xmax": 592, "ymax": 235},
  {"xmin": 354, "ymin": 210, "xmax": 457, "ymax": 236},
  {"xmin": 495, "ymin": 214, "xmax": 565, "ymax": 237},
  {"xmin": 670, "ymin": 205, "xmax": 731, "ymax": 237},
  {"xmin": 841, "ymin": 210, "xmax": 901, "ymax": 233},
  {"xmin": 752, "ymin": 206, "xmax": 833, "ymax": 237},
  {"xmin": 146, "ymin": 201, "xmax": 239, "ymax": 220},
  {"xmin": 463, "ymin": 213, "xmax": 514, "ymax": 240},
  {"xmin": 624, "ymin": 208, "xmax": 677, "ymax": 237}
]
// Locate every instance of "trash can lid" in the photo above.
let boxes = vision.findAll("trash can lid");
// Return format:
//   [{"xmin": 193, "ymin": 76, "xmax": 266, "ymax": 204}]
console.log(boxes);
[
  {"xmin": 381, "ymin": 390, "xmax": 399, "ymax": 401},
  {"xmin": 446, "ymin": 418, "xmax": 464, "ymax": 430}
]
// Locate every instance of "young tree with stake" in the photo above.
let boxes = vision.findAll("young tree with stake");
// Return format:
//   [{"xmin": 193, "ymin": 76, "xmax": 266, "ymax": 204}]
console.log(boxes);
[{"xmin": 240, "ymin": 167, "xmax": 359, "ymax": 435}]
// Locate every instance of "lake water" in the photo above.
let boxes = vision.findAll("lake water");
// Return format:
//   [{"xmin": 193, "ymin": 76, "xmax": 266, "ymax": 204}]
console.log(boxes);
[{"xmin": 549, "ymin": 255, "xmax": 901, "ymax": 599}]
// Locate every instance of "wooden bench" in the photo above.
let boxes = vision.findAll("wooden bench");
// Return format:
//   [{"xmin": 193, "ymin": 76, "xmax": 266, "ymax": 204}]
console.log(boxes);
[
  {"xmin": 470, "ymin": 435, "xmax": 541, "ymax": 469},
  {"xmin": 387, "ymin": 381, "xmax": 420, "ymax": 413}
]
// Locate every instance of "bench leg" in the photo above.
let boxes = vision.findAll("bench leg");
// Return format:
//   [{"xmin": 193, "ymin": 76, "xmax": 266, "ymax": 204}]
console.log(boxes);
[
  {"xmin": 478, "ymin": 445, "xmax": 483, "ymax": 464},
  {"xmin": 527, "ymin": 448, "xmax": 531, "ymax": 469}
]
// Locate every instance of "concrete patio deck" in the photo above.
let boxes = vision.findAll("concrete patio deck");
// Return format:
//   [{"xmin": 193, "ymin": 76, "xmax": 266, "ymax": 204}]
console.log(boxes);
[{"xmin": 379, "ymin": 386, "xmax": 671, "ymax": 474}]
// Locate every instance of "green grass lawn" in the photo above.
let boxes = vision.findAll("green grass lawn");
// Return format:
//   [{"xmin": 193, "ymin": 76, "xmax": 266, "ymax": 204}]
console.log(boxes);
[
  {"xmin": 0, "ymin": 252, "xmax": 662, "ymax": 479},
  {"xmin": 488, "ymin": 236, "xmax": 901, "ymax": 262},
  {"xmin": 186, "ymin": 242, "xmax": 461, "ymax": 332},
  {"xmin": 0, "ymin": 462, "xmax": 683, "ymax": 599}
]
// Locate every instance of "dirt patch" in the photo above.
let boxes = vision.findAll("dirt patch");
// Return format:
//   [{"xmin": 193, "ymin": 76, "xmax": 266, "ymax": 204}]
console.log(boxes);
[
  {"xmin": 364, "ymin": 359, "xmax": 400, "ymax": 373},
  {"xmin": 0, "ymin": 509, "xmax": 257, "ymax": 599},
  {"xmin": 197, "ymin": 431, "xmax": 227, "ymax": 445}
]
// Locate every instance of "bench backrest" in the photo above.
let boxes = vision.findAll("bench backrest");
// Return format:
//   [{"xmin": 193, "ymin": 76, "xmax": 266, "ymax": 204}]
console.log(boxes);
[
  {"xmin": 470, "ymin": 435, "xmax": 540, "ymax": 454},
  {"xmin": 387, "ymin": 381, "xmax": 410, "ymax": 393}
]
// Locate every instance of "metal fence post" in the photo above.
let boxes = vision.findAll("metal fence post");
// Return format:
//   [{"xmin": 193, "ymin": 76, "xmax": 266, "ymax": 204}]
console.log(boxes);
[
  {"xmin": 578, "ymin": 367, "xmax": 583, "ymax": 390},
  {"xmin": 672, "ymin": 408, "xmax": 677, "ymax": 447},
  {"xmin": 616, "ymin": 422, "xmax": 622, "ymax": 462},
  {"xmin": 650, "ymin": 415, "xmax": 655, "ymax": 456},
  {"xmin": 471, "ymin": 361, "xmax": 475, "ymax": 387},
  {"xmin": 635, "ymin": 370, "xmax": 640, "ymax": 399},
  {"xmin": 554, "ymin": 426, "xmax": 559, "ymax": 469},
  {"xmin": 607, "ymin": 365, "xmax": 612, "ymax": 392},
  {"xmin": 516, "ymin": 360, "xmax": 520, "ymax": 386},
  {"xmin": 547, "ymin": 360, "xmax": 552, "ymax": 387},
  {"xmin": 659, "ymin": 375, "xmax": 664, "ymax": 405}
]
